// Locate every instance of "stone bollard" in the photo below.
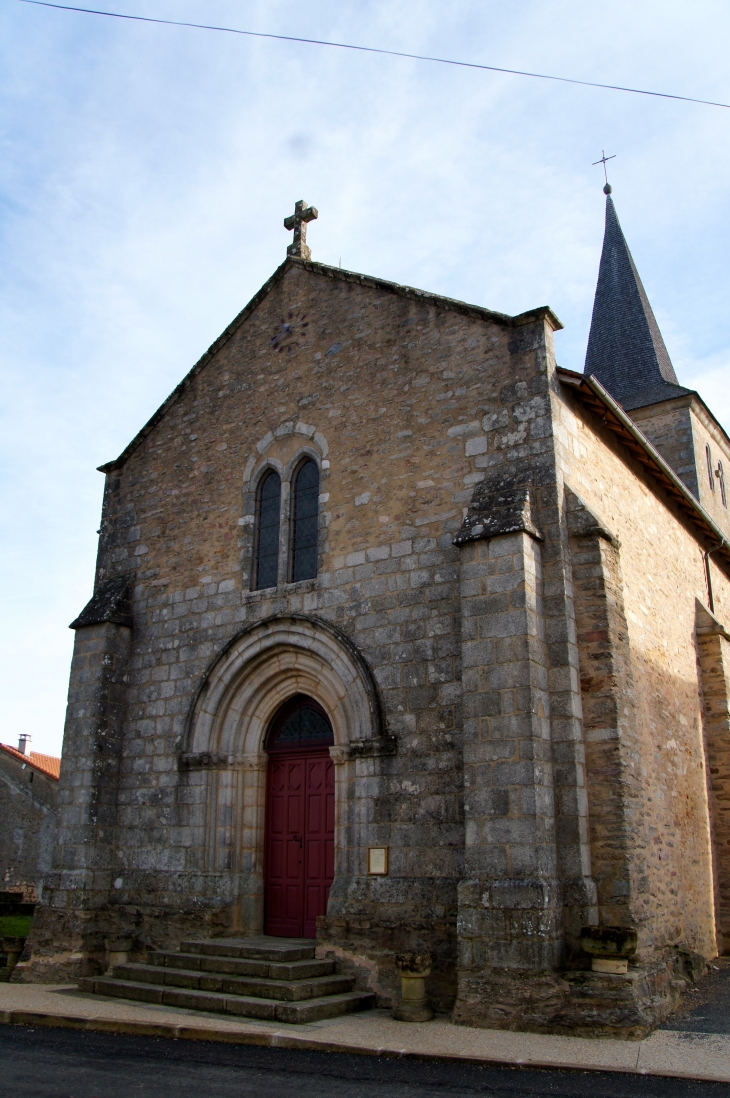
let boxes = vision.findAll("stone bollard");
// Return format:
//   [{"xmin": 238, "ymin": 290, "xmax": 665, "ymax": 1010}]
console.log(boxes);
[
  {"xmin": 393, "ymin": 952, "xmax": 433, "ymax": 1022},
  {"xmin": 104, "ymin": 937, "xmax": 134, "ymax": 973},
  {"xmin": 0, "ymin": 937, "xmax": 26, "ymax": 982},
  {"xmin": 580, "ymin": 926, "xmax": 638, "ymax": 974}
]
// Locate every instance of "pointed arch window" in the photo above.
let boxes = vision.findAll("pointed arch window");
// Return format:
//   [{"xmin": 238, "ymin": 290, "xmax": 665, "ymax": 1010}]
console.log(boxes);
[
  {"xmin": 718, "ymin": 461, "xmax": 727, "ymax": 509},
  {"xmin": 254, "ymin": 470, "xmax": 281, "ymax": 589},
  {"xmin": 706, "ymin": 444, "xmax": 715, "ymax": 493},
  {"xmin": 290, "ymin": 459, "xmax": 319, "ymax": 582}
]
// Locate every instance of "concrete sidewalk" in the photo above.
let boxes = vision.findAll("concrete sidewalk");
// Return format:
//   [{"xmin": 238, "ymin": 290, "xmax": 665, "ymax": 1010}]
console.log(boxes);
[{"xmin": 1, "ymin": 983, "xmax": 729, "ymax": 1084}]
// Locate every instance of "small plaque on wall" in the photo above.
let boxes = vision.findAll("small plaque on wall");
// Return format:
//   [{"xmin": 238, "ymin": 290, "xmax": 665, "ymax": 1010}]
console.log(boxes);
[{"xmin": 367, "ymin": 847, "xmax": 389, "ymax": 876}]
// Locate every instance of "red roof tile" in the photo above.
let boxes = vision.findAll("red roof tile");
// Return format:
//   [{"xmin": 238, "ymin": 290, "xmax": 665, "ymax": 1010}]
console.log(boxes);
[{"xmin": 0, "ymin": 744, "xmax": 61, "ymax": 781}]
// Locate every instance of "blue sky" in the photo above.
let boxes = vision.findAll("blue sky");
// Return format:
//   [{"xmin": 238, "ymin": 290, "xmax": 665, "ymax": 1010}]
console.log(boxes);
[{"xmin": 2, "ymin": 0, "xmax": 729, "ymax": 755}]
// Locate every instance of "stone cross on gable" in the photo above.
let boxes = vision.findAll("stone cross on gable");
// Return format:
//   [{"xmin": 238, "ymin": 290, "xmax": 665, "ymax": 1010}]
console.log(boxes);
[{"xmin": 284, "ymin": 200, "xmax": 318, "ymax": 261}]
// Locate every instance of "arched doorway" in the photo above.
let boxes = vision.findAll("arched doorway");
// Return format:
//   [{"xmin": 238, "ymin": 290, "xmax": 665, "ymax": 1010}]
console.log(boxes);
[{"xmin": 264, "ymin": 695, "xmax": 335, "ymax": 938}]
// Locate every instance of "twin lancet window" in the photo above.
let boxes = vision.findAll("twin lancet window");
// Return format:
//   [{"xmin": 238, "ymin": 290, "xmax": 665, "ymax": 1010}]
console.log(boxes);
[{"xmin": 254, "ymin": 459, "xmax": 319, "ymax": 589}]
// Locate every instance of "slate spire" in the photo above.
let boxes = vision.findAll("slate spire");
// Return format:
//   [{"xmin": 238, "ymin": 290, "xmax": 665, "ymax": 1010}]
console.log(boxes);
[{"xmin": 584, "ymin": 193, "xmax": 690, "ymax": 410}]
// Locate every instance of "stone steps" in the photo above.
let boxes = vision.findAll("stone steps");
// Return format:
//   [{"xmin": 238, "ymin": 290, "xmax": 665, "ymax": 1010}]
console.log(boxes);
[
  {"xmin": 78, "ymin": 935, "xmax": 376, "ymax": 1024},
  {"xmin": 185, "ymin": 937, "xmax": 315, "ymax": 962},
  {"xmin": 110, "ymin": 962, "xmax": 354, "ymax": 1001},
  {"xmin": 147, "ymin": 951, "xmax": 335, "ymax": 981}
]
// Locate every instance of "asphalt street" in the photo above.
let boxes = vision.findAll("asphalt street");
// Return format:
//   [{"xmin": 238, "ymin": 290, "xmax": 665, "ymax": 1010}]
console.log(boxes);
[{"xmin": 0, "ymin": 1025, "xmax": 726, "ymax": 1098}]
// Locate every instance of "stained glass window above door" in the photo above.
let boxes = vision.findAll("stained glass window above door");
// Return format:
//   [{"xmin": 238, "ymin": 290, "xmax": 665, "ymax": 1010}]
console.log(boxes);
[{"xmin": 267, "ymin": 695, "xmax": 333, "ymax": 751}]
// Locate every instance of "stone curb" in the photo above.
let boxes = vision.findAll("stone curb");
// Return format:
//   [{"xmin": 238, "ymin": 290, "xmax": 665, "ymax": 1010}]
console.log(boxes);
[{"xmin": 2, "ymin": 1007, "xmax": 729, "ymax": 1084}]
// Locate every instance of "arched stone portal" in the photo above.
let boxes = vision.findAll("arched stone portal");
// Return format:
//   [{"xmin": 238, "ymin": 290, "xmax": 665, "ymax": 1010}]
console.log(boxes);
[
  {"xmin": 184, "ymin": 615, "xmax": 382, "ymax": 935},
  {"xmin": 264, "ymin": 695, "xmax": 335, "ymax": 937}
]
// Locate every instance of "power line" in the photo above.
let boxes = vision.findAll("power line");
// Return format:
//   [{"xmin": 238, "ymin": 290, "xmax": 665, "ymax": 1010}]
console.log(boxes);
[{"xmin": 18, "ymin": 0, "xmax": 730, "ymax": 111}]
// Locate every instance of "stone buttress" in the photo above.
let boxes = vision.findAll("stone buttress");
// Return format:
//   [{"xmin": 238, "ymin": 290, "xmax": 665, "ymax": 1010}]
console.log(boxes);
[{"xmin": 25, "ymin": 576, "xmax": 133, "ymax": 979}]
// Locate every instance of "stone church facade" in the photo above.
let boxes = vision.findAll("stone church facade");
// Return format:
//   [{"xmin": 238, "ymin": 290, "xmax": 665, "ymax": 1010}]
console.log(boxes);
[{"xmin": 23, "ymin": 195, "xmax": 730, "ymax": 1036}]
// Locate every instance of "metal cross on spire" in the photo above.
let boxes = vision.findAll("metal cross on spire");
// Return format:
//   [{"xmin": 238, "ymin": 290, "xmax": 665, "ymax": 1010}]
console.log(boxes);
[
  {"xmin": 592, "ymin": 150, "xmax": 616, "ymax": 194},
  {"xmin": 284, "ymin": 200, "xmax": 318, "ymax": 261}
]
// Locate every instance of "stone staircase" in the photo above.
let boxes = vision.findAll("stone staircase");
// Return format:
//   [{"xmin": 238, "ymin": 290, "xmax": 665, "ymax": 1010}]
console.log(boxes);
[{"xmin": 78, "ymin": 936, "xmax": 376, "ymax": 1024}]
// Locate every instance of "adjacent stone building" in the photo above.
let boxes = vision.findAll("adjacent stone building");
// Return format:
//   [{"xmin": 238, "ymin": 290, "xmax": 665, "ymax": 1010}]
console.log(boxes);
[
  {"xmin": 23, "ymin": 193, "xmax": 730, "ymax": 1035},
  {"xmin": 0, "ymin": 738, "xmax": 59, "ymax": 901}
]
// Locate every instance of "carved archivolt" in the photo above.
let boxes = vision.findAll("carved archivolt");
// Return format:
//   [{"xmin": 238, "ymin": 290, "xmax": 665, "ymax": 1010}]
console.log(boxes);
[
  {"xmin": 182, "ymin": 615, "xmax": 383, "ymax": 910},
  {"xmin": 186, "ymin": 614, "xmax": 381, "ymax": 759}
]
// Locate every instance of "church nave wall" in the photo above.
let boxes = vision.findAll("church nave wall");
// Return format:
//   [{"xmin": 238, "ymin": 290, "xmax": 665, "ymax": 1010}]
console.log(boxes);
[{"xmin": 555, "ymin": 385, "xmax": 729, "ymax": 966}]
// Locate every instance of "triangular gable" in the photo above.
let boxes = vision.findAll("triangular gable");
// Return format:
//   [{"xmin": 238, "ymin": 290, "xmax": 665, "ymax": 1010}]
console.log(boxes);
[{"xmin": 98, "ymin": 257, "xmax": 561, "ymax": 474}]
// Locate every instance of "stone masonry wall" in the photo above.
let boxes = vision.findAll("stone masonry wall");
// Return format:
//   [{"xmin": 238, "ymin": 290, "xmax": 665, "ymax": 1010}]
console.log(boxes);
[
  {"xmin": 0, "ymin": 753, "xmax": 56, "ymax": 900},
  {"xmin": 24, "ymin": 620, "xmax": 132, "ymax": 981},
  {"xmin": 34, "ymin": 259, "xmax": 561, "ymax": 1005},
  {"xmin": 629, "ymin": 400, "xmax": 698, "ymax": 498},
  {"xmin": 565, "ymin": 491, "xmax": 650, "ymax": 942},
  {"xmin": 453, "ymin": 531, "xmax": 566, "ymax": 1028},
  {"xmin": 631, "ymin": 396, "xmax": 730, "ymax": 541},
  {"xmin": 554, "ymin": 382, "xmax": 730, "ymax": 962},
  {"xmin": 695, "ymin": 607, "xmax": 730, "ymax": 954},
  {"xmin": 685, "ymin": 402, "xmax": 730, "ymax": 540}
]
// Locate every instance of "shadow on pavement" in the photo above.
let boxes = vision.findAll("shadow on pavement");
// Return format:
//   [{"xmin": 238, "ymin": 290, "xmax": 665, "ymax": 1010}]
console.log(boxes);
[{"xmin": 660, "ymin": 958, "xmax": 730, "ymax": 1035}]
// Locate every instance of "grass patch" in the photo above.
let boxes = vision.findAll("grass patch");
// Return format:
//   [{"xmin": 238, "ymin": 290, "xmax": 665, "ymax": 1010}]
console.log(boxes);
[{"xmin": 0, "ymin": 915, "xmax": 32, "ymax": 938}]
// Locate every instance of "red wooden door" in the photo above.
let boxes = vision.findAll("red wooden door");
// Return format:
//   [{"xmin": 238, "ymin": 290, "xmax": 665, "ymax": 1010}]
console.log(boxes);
[{"xmin": 265, "ymin": 750, "xmax": 334, "ymax": 938}]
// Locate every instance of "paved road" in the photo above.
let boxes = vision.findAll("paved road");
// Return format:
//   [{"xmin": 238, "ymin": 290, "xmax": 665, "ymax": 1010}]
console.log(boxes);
[{"xmin": 1, "ymin": 1025, "xmax": 725, "ymax": 1098}]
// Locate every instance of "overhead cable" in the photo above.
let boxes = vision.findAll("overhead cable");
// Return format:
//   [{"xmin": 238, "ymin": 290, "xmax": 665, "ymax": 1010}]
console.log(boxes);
[{"xmin": 18, "ymin": 0, "xmax": 730, "ymax": 111}]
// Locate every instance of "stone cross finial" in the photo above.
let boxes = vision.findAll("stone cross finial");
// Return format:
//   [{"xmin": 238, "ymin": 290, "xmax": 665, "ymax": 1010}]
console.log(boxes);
[{"xmin": 284, "ymin": 200, "xmax": 318, "ymax": 261}]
